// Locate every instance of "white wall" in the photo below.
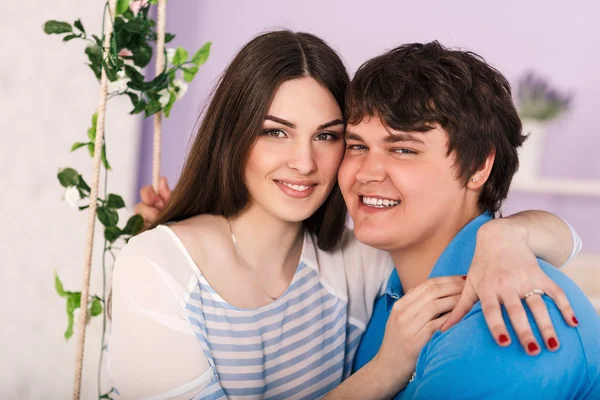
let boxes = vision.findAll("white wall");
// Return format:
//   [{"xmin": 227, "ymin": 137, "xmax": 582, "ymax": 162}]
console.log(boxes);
[{"xmin": 1, "ymin": 2, "xmax": 141, "ymax": 398}]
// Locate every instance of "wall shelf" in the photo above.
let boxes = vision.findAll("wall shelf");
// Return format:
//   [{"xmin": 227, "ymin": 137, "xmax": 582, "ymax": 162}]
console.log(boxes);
[{"xmin": 511, "ymin": 178, "xmax": 600, "ymax": 197}]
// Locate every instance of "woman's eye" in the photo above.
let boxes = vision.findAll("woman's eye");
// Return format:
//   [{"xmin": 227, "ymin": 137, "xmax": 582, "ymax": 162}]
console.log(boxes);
[
  {"xmin": 315, "ymin": 132, "xmax": 340, "ymax": 141},
  {"xmin": 264, "ymin": 129, "xmax": 287, "ymax": 138}
]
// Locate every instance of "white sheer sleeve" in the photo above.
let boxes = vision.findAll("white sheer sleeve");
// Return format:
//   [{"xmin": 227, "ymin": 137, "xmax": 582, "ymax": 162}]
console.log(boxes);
[
  {"xmin": 561, "ymin": 219, "xmax": 582, "ymax": 268},
  {"xmin": 107, "ymin": 231, "xmax": 213, "ymax": 400}
]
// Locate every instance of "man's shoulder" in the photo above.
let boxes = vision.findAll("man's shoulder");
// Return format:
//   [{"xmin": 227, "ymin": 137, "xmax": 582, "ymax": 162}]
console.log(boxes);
[{"xmin": 413, "ymin": 260, "xmax": 600, "ymax": 398}]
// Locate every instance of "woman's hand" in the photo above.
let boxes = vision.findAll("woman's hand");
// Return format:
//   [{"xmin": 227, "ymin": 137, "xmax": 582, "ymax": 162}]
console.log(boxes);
[
  {"xmin": 441, "ymin": 217, "xmax": 578, "ymax": 356},
  {"xmin": 370, "ymin": 276, "xmax": 465, "ymax": 395},
  {"xmin": 134, "ymin": 177, "xmax": 172, "ymax": 227}
]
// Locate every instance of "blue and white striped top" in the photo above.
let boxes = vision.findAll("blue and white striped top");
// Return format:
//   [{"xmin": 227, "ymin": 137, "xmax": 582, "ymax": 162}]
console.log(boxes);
[{"xmin": 107, "ymin": 225, "xmax": 393, "ymax": 399}]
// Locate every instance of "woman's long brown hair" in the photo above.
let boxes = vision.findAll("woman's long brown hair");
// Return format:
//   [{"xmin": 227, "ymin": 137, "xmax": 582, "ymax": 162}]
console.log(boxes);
[{"xmin": 150, "ymin": 30, "xmax": 350, "ymax": 250}]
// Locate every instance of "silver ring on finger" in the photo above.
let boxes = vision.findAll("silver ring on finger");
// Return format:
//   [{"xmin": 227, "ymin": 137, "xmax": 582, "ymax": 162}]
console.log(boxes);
[{"xmin": 524, "ymin": 288, "xmax": 545, "ymax": 299}]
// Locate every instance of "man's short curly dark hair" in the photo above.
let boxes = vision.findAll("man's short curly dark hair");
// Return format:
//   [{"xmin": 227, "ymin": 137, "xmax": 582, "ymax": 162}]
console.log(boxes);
[{"xmin": 346, "ymin": 41, "xmax": 526, "ymax": 213}]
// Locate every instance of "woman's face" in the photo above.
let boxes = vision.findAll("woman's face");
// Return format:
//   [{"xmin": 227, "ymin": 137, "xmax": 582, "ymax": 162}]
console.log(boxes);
[{"xmin": 244, "ymin": 77, "xmax": 345, "ymax": 223}]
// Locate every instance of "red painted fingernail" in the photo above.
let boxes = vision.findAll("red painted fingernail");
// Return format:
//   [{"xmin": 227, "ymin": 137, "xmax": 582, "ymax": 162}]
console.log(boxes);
[
  {"xmin": 548, "ymin": 337, "xmax": 558, "ymax": 349},
  {"xmin": 572, "ymin": 316, "xmax": 579, "ymax": 325},
  {"xmin": 527, "ymin": 342, "xmax": 539, "ymax": 353},
  {"xmin": 498, "ymin": 334, "xmax": 509, "ymax": 344},
  {"xmin": 462, "ymin": 276, "xmax": 467, "ymax": 280}
]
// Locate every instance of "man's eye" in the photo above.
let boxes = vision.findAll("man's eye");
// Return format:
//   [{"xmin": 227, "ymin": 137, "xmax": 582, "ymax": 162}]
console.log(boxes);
[
  {"xmin": 393, "ymin": 148, "xmax": 415, "ymax": 154},
  {"xmin": 263, "ymin": 129, "xmax": 287, "ymax": 138},
  {"xmin": 346, "ymin": 144, "xmax": 366, "ymax": 150}
]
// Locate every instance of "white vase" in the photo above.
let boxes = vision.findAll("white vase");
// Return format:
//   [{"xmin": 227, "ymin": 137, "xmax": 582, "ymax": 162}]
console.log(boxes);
[{"xmin": 515, "ymin": 119, "xmax": 546, "ymax": 181}]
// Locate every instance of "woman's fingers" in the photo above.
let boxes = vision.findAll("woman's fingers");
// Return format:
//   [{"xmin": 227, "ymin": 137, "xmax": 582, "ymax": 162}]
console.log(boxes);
[
  {"xmin": 542, "ymin": 280, "xmax": 578, "ymax": 327},
  {"xmin": 158, "ymin": 177, "xmax": 172, "ymax": 203},
  {"xmin": 477, "ymin": 287, "xmax": 512, "ymax": 347},
  {"xmin": 139, "ymin": 185, "xmax": 159, "ymax": 207},
  {"xmin": 413, "ymin": 314, "xmax": 451, "ymax": 349},
  {"xmin": 525, "ymin": 293, "xmax": 560, "ymax": 352},
  {"xmin": 406, "ymin": 294, "xmax": 461, "ymax": 338},
  {"xmin": 133, "ymin": 203, "xmax": 160, "ymax": 226},
  {"xmin": 440, "ymin": 281, "xmax": 479, "ymax": 332},
  {"xmin": 502, "ymin": 293, "xmax": 540, "ymax": 355}
]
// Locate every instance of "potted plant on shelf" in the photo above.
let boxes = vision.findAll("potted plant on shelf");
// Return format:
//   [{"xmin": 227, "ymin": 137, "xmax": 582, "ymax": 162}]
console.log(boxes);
[{"xmin": 515, "ymin": 71, "xmax": 572, "ymax": 181}]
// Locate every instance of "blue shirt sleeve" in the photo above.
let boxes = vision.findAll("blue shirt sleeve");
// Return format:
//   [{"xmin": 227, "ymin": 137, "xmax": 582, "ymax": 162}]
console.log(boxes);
[{"xmin": 407, "ymin": 296, "xmax": 591, "ymax": 400}]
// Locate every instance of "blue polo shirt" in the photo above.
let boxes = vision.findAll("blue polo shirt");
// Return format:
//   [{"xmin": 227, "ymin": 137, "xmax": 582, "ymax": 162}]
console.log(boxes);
[{"xmin": 353, "ymin": 213, "xmax": 600, "ymax": 399}]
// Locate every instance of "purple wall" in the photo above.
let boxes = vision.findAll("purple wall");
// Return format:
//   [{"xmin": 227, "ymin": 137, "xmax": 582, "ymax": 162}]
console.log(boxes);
[{"xmin": 138, "ymin": 0, "xmax": 600, "ymax": 252}]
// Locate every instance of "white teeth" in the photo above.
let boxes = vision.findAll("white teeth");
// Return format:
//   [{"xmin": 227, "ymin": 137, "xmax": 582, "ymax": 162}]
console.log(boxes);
[
  {"xmin": 279, "ymin": 181, "xmax": 313, "ymax": 191},
  {"xmin": 362, "ymin": 196, "xmax": 400, "ymax": 208}
]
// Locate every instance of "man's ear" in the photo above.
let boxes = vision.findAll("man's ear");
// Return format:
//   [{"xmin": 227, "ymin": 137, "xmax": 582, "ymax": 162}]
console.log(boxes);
[{"xmin": 468, "ymin": 150, "xmax": 495, "ymax": 189}]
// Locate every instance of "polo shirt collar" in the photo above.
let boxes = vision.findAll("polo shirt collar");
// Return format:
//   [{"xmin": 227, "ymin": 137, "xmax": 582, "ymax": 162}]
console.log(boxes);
[{"xmin": 384, "ymin": 212, "xmax": 493, "ymax": 311}]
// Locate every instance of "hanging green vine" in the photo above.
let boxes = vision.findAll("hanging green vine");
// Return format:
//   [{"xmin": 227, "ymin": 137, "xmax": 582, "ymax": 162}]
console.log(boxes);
[{"xmin": 44, "ymin": 1, "xmax": 211, "ymax": 398}]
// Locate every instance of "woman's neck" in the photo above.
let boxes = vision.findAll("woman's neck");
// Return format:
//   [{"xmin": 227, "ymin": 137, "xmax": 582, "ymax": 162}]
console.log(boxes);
[{"xmin": 227, "ymin": 204, "xmax": 304, "ymax": 277}]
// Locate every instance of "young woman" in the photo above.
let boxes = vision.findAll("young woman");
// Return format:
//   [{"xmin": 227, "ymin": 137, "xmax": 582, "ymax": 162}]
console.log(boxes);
[{"xmin": 108, "ymin": 31, "xmax": 581, "ymax": 399}]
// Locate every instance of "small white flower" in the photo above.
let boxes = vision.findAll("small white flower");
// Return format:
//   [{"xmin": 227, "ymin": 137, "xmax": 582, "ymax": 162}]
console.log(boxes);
[
  {"xmin": 172, "ymin": 79, "xmax": 188, "ymax": 100},
  {"xmin": 108, "ymin": 70, "xmax": 130, "ymax": 93},
  {"xmin": 64, "ymin": 186, "xmax": 81, "ymax": 209},
  {"xmin": 166, "ymin": 48, "xmax": 176, "ymax": 64},
  {"xmin": 158, "ymin": 88, "xmax": 171, "ymax": 108}
]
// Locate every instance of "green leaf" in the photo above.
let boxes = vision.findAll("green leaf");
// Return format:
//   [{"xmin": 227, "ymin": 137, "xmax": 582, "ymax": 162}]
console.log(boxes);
[
  {"xmin": 87, "ymin": 143, "xmax": 95, "ymax": 157},
  {"xmin": 192, "ymin": 42, "xmax": 211, "ymax": 66},
  {"xmin": 65, "ymin": 292, "xmax": 81, "ymax": 340},
  {"xmin": 165, "ymin": 33, "xmax": 176, "ymax": 43},
  {"xmin": 57, "ymin": 168, "xmax": 79, "ymax": 187},
  {"xmin": 102, "ymin": 144, "xmax": 111, "ymax": 170},
  {"xmin": 144, "ymin": 100, "xmax": 162, "ymax": 117},
  {"xmin": 62, "ymin": 34, "xmax": 79, "ymax": 42},
  {"xmin": 92, "ymin": 34, "xmax": 103, "ymax": 46},
  {"xmin": 54, "ymin": 273, "xmax": 66, "ymax": 297},
  {"xmin": 124, "ymin": 65, "xmax": 144, "ymax": 83},
  {"xmin": 90, "ymin": 298, "xmax": 103, "ymax": 316},
  {"xmin": 44, "ymin": 20, "xmax": 72, "ymax": 34},
  {"xmin": 85, "ymin": 45, "xmax": 102, "ymax": 62},
  {"xmin": 125, "ymin": 92, "xmax": 139, "ymax": 107},
  {"xmin": 104, "ymin": 226, "xmax": 122, "ymax": 243},
  {"xmin": 133, "ymin": 44, "xmax": 152, "ymax": 68},
  {"xmin": 163, "ymin": 92, "xmax": 176, "ymax": 118},
  {"xmin": 97, "ymin": 206, "xmax": 119, "ymax": 227},
  {"xmin": 107, "ymin": 194, "xmax": 125, "ymax": 209},
  {"xmin": 102, "ymin": 59, "xmax": 118, "ymax": 82},
  {"xmin": 131, "ymin": 98, "xmax": 147, "ymax": 115},
  {"xmin": 123, "ymin": 19, "xmax": 144, "ymax": 33},
  {"xmin": 70, "ymin": 142, "xmax": 88, "ymax": 152},
  {"xmin": 172, "ymin": 47, "xmax": 188, "ymax": 66},
  {"xmin": 87, "ymin": 127, "xmax": 96, "ymax": 141},
  {"xmin": 182, "ymin": 66, "xmax": 199, "ymax": 83},
  {"xmin": 73, "ymin": 19, "xmax": 85, "ymax": 34},
  {"xmin": 123, "ymin": 214, "xmax": 144, "ymax": 236},
  {"xmin": 77, "ymin": 176, "xmax": 91, "ymax": 194},
  {"xmin": 116, "ymin": 0, "xmax": 131, "ymax": 16}
]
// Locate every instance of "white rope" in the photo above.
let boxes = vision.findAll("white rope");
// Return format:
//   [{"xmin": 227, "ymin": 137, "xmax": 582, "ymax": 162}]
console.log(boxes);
[
  {"xmin": 153, "ymin": 0, "xmax": 167, "ymax": 192},
  {"xmin": 71, "ymin": 1, "xmax": 116, "ymax": 398}
]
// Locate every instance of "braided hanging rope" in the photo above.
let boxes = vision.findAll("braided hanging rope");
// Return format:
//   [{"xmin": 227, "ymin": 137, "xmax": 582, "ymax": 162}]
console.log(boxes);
[
  {"xmin": 71, "ymin": 1, "xmax": 167, "ymax": 398},
  {"xmin": 72, "ymin": 0, "xmax": 117, "ymax": 398},
  {"xmin": 153, "ymin": 0, "xmax": 167, "ymax": 191}
]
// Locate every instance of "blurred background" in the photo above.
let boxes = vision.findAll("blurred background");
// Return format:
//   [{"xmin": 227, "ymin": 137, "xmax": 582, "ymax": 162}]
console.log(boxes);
[{"xmin": 2, "ymin": 0, "xmax": 598, "ymax": 398}]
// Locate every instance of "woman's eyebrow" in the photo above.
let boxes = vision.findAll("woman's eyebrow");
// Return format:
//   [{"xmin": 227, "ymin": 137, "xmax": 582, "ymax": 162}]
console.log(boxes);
[
  {"xmin": 317, "ymin": 119, "xmax": 345, "ymax": 130},
  {"xmin": 265, "ymin": 115, "xmax": 295, "ymax": 128}
]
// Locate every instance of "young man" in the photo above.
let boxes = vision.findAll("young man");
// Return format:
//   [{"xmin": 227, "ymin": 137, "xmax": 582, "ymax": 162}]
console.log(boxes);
[{"xmin": 337, "ymin": 41, "xmax": 600, "ymax": 399}]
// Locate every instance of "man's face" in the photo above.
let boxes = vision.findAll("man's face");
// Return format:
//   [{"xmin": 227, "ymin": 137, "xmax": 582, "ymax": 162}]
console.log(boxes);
[{"xmin": 338, "ymin": 116, "xmax": 475, "ymax": 252}]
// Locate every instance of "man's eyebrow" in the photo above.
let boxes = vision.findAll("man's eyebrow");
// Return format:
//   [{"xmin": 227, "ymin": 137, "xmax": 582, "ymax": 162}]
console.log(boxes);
[
  {"xmin": 344, "ymin": 132, "xmax": 363, "ymax": 141},
  {"xmin": 265, "ymin": 115, "xmax": 295, "ymax": 129},
  {"xmin": 384, "ymin": 132, "xmax": 425, "ymax": 145}
]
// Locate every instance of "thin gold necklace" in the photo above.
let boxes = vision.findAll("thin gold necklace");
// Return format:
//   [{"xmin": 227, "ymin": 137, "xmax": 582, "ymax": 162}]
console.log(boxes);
[{"xmin": 226, "ymin": 218, "xmax": 278, "ymax": 301}]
